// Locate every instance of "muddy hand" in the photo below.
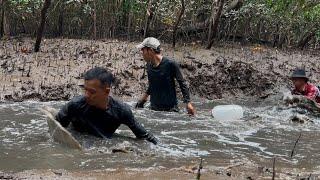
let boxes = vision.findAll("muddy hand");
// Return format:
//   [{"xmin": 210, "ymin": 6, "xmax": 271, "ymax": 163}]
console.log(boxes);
[
  {"xmin": 186, "ymin": 103, "xmax": 195, "ymax": 116},
  {"xmin": 135, "ymin": 100, "xmax": 146, "ymax": 108}
]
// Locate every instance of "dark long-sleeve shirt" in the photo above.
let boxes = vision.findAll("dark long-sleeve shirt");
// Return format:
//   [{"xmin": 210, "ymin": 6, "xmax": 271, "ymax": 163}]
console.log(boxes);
[
  {"xmin": 146, "ymin": 57, "xmax": 190, "ymax": 110},
  {"xmin": 55, "ymin": 96, "xmax": 157, "ymax": 144}
]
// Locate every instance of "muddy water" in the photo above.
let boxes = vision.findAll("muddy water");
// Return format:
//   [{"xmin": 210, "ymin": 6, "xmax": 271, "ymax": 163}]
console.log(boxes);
[{"xmin": 0, "ymin": 98, "xmax": 320, "ymax": 173}]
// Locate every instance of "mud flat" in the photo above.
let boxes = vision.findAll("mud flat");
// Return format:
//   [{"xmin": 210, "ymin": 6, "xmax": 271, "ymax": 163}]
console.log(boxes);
[
  {"xmin": 1, "ymin": 38, "xmax": 320, "ymax": 180},
  {"xmin": 1, "ymin": 163, "xmax": 318, "ymax": 180},
  {"xmin": 0, "ymin": 38, "xmax": 319, "ymax": 102}
]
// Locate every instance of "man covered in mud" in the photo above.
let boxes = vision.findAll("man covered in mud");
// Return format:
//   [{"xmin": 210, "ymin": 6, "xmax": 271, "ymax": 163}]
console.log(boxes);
[
  {"xmin": 135, "ymin": 37, "xmax": 195, "ymax": 115},
  {"xmin": 55, "ymin": 67, "xmax": 158, "ymax": 145},
  {"xmin": 291, "ymin": 68, "xmax": 320, "ymax": 104}
]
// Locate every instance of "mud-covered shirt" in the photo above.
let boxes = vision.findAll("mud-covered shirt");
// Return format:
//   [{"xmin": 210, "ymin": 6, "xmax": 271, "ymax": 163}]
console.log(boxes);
[
  {"xmin": 292, "ymin": 83, "xmax": 320, "ymax": 103},
  {"xmin": 146, "ymin": 57, "xmax": 190, "ymax": 110},
  {"xmin": 55, "ymin": 96, "xmax": 157, "ymax": 144}
]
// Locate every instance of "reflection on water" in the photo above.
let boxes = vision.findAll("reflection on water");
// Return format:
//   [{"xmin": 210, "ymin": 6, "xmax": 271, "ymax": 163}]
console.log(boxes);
[{"xmin": 0, "ymin": 98, "xmax": 320, "ymax": 172}]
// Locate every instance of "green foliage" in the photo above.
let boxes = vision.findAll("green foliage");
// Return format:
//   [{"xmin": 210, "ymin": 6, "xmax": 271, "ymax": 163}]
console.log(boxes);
[
  {"xmin": 305, "ymin": 3, "xmax": 320, "ymax": 21},
  {"xmin": 2, "ymin": 0, "xmax": 320, "ymax": 48},
  {"xmin": 225, "ymin": 0, "xmax": 320, "ymax": 46}
]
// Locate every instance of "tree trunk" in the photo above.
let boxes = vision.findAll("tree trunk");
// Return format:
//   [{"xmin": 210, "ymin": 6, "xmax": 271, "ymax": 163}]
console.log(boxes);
[
  {"xmin": 92, "ymin": 0, "xmax": 97, "ymax": 39},
  {"xmin": 0, "ymin": 0, "xmax": 3, "ymax": 38},
  {"xmin": 143, "ymin": 0, "xmax": 154, "ymax": 38},
  {"xmin": 19, "ymin": 18, "xmax": 26, "ymax": 34},
  {"xmin": 57, "ymin": 1, "xmax": 65, "ymax": 37},
  {"xmin": 1, "ymin": 0, "xmax": 10, "ymax": 37},
  {"xmin": 207, "ymin": 0, "xmax": 218, "ymax": 44},
  {"xmin": 34, "ymin": 0, "xmax": 51, "ymax": 52},
  {"xmin": 127, "ymin": 9, "xmax": 132, "ymax": 40},
  {"xmin": 172, "ymin": 0, "xmax": 185, "ymax": 48},
  {"xmin": 207, "ymin": 0, "xmax": 225, "ymax": 49},
  {"xmin": 3, "ymin": 11, "xmax": 10, "ymax": 37}
]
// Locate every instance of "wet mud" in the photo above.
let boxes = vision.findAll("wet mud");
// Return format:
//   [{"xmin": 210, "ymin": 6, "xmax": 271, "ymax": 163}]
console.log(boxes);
[{"xmin": 0, "ymin": 38, "xmax": 319, "ymax": 102}]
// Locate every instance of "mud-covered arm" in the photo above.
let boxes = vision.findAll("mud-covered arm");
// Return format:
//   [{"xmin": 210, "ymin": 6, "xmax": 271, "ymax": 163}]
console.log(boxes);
[
  {"xmin": 136, "ymin": 93, "xmax": 149, "ymax": 108},
  {"xmin": 136, "ymin": 84, "xmax": 150, "ymax": 108},
  {"xmin": 146, "ymin": 63, "xmax": 151, "ymax": 95},
  {"xmin": 55, "ymin": 101, "xmax": 75, "ymax": 128},
  {"xmin": 172, "ymin": 61, "xmax": 190, "ymax": 103},
  {"xmin": 122, "ymin": 106, "xmax": 158, "ymax": 144},
  {"xmin": 146, "ymin": 85, "xmax": 151, "ymax": 95},
  {"xmin": 135, "ymin": 66, "xmax": 150, "ymax": 108}
]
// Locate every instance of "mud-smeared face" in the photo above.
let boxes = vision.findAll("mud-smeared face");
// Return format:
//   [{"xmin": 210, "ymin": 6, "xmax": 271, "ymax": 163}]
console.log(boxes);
[
  {"xmin": 83, "ymin": 79, "xmax": 110, "ymax": 107},
  {"xmin": 292, "ymin": 77, "xmax": 307, "ymax": 90}
]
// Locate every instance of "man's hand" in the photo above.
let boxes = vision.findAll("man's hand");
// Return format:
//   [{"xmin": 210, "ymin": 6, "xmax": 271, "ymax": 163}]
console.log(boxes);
[
  {"xmin": 186, "ymin": 102, "xmax": 195, "ymax": 116},
  {"xmin": 144, "ymin": 134, "xmax": 159, "ymax": 145},
  {"xmin": 149, "ymin": 136, "xmax": 159, "ymax": 145},
  {"xmin": 135, "ymin": 94, "xmax": 149, "ymax": 108},
  {"xmin": 135, "ymin": 100, "xmax": 146, "ymax": 108}
]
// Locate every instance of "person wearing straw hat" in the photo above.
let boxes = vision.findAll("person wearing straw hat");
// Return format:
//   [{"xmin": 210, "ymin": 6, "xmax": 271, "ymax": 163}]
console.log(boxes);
[
  {"xmin": 135, "ymin": 37, "xmax": 195, "ymax": 115},
  {"xmin": 291, "ymin": 68, "xmax": 320, "ymax": 104}
]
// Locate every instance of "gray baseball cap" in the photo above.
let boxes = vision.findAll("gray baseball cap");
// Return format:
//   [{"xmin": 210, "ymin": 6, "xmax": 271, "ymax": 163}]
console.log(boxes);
[{"xmin": 137, "ymin": 37, "xmax": 161, "ymax": 50}]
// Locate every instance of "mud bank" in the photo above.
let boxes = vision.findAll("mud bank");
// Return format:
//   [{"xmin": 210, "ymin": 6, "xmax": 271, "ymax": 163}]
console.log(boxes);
[
  {"xmin": 1, "ymin": 164, "xmax": 318, "ymax": 180},
  {"xmin": 0, "ymin": 38, "xmax": 319, "ymax": 102}
]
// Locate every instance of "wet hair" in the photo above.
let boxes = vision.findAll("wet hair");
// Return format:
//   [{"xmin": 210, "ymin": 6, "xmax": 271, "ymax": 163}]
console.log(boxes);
[{"xmin": 84, "ymin": 67, "xmax": 114, "ymax": 87}]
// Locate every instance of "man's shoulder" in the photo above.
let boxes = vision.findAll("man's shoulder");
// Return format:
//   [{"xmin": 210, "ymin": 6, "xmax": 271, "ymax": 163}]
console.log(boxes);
[
  {"xmin": 306, "ymin": 83, "xmax": 319, "ymax": 91},
  {"xmin": 68, "ymin": 96, "xmax": 87, "ymax": 109},
  {"xmin": 109, "ymin": 96, "xmax": 132, "ymax": 114},
  {"xmin": 162, "ymin": 57, "xmax": 179, "ymax": 68},
  {"xmin": 163, "ymin": 56, "xmax": 175, "ymax": 63}
]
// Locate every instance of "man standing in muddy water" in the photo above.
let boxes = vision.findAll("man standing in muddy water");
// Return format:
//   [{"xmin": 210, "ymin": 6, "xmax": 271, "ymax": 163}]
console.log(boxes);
[
  {"xmin": 55, "ymin": 67, "xmax": 158, "ymax": 145},
  {"xmin": 135, "ymin": 37, "xmax": 195, "ymax": 115}
]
